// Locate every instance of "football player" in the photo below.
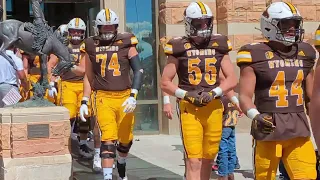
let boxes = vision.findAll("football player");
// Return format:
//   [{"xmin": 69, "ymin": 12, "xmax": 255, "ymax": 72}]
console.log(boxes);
[
  {"xmin": 310, "ymin": 25, "xmax": 320, "ymax": 157},
  {"xmin": 237, "ymin": 2, "xmax": 317, "ymax": 179},
  {"xmin": 48, "ymin": 18, "xmax": 93, "ymax": 159},
  {"xmin": 79, "ymin": 8, "xmax": 143, "ymax": 180},
  {"xmin": 19, "ymin": 52, "xmax": 55, "ymax": 103},
  {"xmin": 161, "ymin": 2, "xmax": 237, "ymax": 180},
  {"xmin": 55, "ymin": 24, "xmax": 69, "ymax": 46}
]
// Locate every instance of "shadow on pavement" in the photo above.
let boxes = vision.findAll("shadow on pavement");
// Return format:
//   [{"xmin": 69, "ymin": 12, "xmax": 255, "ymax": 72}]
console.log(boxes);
[{"xmin": 71, "ymin": 134, "xmax": 183, "ymax": 180}]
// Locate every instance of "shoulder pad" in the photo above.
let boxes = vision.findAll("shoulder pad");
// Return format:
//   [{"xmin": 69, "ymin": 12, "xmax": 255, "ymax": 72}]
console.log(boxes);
[
  {"xmin": 298, "ymin": 42, "xmax": 317, "ymax": 62},
  {"xmin": 236, "ymin": 43, "xmax": 260, "ymax": 67},
  {"xmin": 164, "ymin": 36, "xmax": 186, "ymax": 56},
  {"xmin": 209, "ymin": 34, "xmax": 232, "ymax": 53},
  {"xmin": 80, "ymin": 42, "xmax": 85, "ymax": 53},
  {"xmin": 160, "ymin": 36, "xmax": 172, "ymax": 49},
  {"xmin": 116, "ymin": 32, "xmax": 138, "ymax": 47}
]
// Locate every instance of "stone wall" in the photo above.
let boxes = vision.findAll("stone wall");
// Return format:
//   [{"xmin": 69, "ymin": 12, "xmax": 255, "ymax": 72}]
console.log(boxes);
[{"xmin": 159, "ymin": 0, "xmax": 319, "ymax": 51}]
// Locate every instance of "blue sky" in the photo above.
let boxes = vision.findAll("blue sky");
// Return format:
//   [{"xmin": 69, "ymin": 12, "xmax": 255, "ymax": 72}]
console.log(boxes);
[{"xmin": 125, "ymin": 0, "xmax": 152, "ymax": 23}]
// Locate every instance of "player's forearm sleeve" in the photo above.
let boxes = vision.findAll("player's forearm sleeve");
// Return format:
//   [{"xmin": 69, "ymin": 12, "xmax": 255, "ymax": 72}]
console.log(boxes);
[{"xmin": 129, "ymin": 55, "xmax": 143, "ymax": 91}]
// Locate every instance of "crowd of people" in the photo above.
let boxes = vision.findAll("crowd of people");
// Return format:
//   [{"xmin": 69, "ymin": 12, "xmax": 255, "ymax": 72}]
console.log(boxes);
[{"xmin": 1, "ymin": 1, "xmax": 320, "ymax": 180}]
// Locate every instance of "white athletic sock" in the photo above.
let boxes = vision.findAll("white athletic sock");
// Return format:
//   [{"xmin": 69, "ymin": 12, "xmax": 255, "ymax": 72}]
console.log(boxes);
[
  {"xmin": 103, "ymin": 168, "xmax": 113, "ymax": 180},
  {"xmin": 79, "ymin": 140, "xmax": 87, "ymax": 145},
  {"xmin": 118, "ymin": 156, "xmax": 127, "ymax": 164},
  {"xmin": 95, "ymin": 148, "xmax": 100, "ymax": 154}
]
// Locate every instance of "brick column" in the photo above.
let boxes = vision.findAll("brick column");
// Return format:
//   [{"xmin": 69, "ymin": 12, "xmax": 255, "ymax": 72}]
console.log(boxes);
[{"xmin": 158, "ymin": 0, "xmax": 217, "ymax": 135}]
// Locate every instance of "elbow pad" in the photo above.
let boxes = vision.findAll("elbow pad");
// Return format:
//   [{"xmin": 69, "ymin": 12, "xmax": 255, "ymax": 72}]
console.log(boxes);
[{"xmin": 129, "ymin": 55, "xmax": 143, "ymax": 91}]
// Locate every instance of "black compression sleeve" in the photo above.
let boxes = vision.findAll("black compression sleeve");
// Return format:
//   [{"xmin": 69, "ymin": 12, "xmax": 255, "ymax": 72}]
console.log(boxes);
[{"xmin": 129, "ymin": 55, "xmax": 143, "ymax": 91}]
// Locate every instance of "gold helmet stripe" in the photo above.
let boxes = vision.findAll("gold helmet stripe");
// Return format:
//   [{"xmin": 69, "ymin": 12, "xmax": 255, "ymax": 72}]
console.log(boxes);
[
  {"xmin": 75, "ymin": 18, "xmax": 79, "ymax": 27},
  {"xmin": 196, "ymin": 1, "xmax": 207, "ymax": 15},
  {"xmin": 105, "ymin": 8, "xmax": 111, "ymax": 21},
  {"xmin": 284, "ymin": 2, "xmax": 297, "ymax": 14}
]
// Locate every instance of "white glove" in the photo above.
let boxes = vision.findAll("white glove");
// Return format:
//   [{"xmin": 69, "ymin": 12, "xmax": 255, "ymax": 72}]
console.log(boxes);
[
  {"xmin": 48, "ymin": 82, "xmax": 57, "ymax": 97},
  {"xmin": 122, "ymin": 96, "xmax": 137, "ymax": 113},
  {"xmin": 79, "ymin": 97, "xmax": 89, "ymax": 122}
]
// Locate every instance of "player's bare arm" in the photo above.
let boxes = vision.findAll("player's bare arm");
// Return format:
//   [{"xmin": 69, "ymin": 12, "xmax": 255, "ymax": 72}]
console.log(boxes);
[
  {"xmin": 238, "ymin": 65, "xmax": 259, "ymax": 124},
  {"xmin": 306, "ymin": 70, "xmax": 314, "ymax": 99},
  {"xmin": 160, "ymin": 55, "xmax": 179, "ymax": 96},
  {"xmin": 239, "ymin": 62, "xmax": 275, "ymax": 133},
  {"xmin": 46, "ymin": 54, "xmax": 59, "ymax": 97},
  {"xmin": 310, "ymin": 58, "xmax": 320, "ymax": 149},
  {"xmin": 22, "ymin": 54, "xmax": 29, "ymax": 76},
  {"xmin": 83, "ymin": 74, "xmax": 92, "ymax": 98},
  {"xmin": 84, "ymin": 52, "xmax": 93, "ymax": 85},
  {"xmin": 219, "ymin": 70, "xmax": 240, "ymax": 107},
  {"xmin": 163, "ymin": 91, "xmax": 173, "ymax": 120},
  {"xmin": 17, "ymin": 69, "xmax": 29, "ymax": 91},
  {"xmin": 47, "ymin": 54, "xmax": 58, "ymax": 81},
  {"xmin": 305, "ymin": 69, "xmax": 314, "ymax": 113},
  {"xmin": 71, "ymin": 52, "xmax": 86, "ymax": 76},
  {"xmin": 218, "ymin": 54, "xmax": 237, "ymax": 96},
  {"xmin": 239, "ymin": 66, "xmax": 256, "ymax": 113}
]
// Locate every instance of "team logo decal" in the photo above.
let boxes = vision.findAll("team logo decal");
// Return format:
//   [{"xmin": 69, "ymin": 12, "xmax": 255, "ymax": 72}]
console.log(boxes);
[
  {"xmin": 184, "ymin": 43, "xmax": 191, "ymax": 49},
  {"xmin": 265, "ymin": 51, "xmax": 274, "ymax": 59}
]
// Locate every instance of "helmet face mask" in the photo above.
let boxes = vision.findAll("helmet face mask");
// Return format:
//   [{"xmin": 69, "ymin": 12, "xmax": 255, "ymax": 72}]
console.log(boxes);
[
  {"xmin": 67, "ymin": 18, "xmax": 86, "ymax": 45},
  {"xmin": 97, "ymin": 24, "xmax": 118, "ymax": 41},
  {"xmin": 68, "ymin": 28, "xmax": 85, "ymax": 44},
  {"xmin": 275, "ymin": 17, "xmax": 304, "ymax": 45},
  {"xmin": 184, "ymin": 2, "xmax": 213, "ymax": 46},
  {"xmin": 189, "ymin": 17, "xmax": 213, "ymax": 37}
]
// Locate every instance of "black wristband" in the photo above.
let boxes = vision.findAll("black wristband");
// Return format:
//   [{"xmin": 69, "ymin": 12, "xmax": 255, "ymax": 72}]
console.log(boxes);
[
  {"xmin": 130, "ymin": 93, "xmax": 136, "ymax": 98},
  {"xmin": 81, "ymin": 100, "xmax": 88, "ymax": 105}
]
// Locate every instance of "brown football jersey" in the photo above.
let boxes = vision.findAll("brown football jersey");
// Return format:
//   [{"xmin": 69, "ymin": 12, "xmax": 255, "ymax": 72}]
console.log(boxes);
[
  {"xmin": 315, "ymin": 25, "xmax": 320, "ymax": 49},
  {"xmin": 85, "ymin": 33, "xmax": 138, "ymax": 91},
  {"xmin": 60, "ymin": 42, "xmax": 86, "ymax": 81},
  {"xmin": 164, "ymin": 34, "xmax": 232, "ymax": 92},
  {"xmin": 221, "ymin": 96, "xmax": 239, "ymax": 127},
  {"xmin": 237, "ymin": 42, "xmax": 316, "ymax": 113}
]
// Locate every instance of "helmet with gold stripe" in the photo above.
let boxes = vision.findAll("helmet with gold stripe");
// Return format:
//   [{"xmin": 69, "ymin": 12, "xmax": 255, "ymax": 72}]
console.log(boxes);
[
  {"xmin": 260, "ymin": 2, "xmax": 304, "ymax": 46},
  {"xmin": 95, "ymin": 8, "xmax": 119, "ymax": 41},
  {"xmin": 67, "ymin": 17, "xmax": 86, "ymax": 45},
  {"xmin": 57, "ymin": 24, "xmax": 68, "ymax": 38},
  {"xmin": 184, "ymin": 2, "xmax": 213, "ymax": 46}
]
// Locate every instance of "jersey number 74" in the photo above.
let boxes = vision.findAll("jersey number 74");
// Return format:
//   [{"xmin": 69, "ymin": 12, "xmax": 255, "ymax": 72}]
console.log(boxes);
[{"xmin": 96, "ymin": 53, "xmax": 121, "ymax": 77}]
